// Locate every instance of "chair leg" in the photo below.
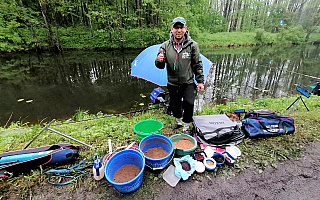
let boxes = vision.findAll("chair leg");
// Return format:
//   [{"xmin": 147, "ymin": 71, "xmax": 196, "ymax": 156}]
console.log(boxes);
[
  {"xmin": 299, "ymin": 97, "xmax": 309, "ymax": 111},
  {"xmin": 286, "ymin": 96, "xmax": 309, "ymax": 111},
  {"xmin": 286, "ymin": 96, "xmax": 300, "ymax": 111}
]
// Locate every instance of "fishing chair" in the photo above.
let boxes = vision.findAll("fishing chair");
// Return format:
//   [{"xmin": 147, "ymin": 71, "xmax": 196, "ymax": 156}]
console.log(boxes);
[
  {"xmin": 286, "ymin": 84, "xmax": 312, "ymax": 111},
  {"xmin": 150, "ymin": 87, "xmax": 167, "ymax": 103}
]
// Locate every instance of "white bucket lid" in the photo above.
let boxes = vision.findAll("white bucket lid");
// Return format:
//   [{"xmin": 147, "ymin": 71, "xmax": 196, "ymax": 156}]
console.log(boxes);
[
  {"xmin": 226, "ymin": 146, "xmax": 241, "ymax": 158},
  {"xmin": 195, "ymin": 161, "xmax": 205, "ymax": 173},
  {"xmin": 204, "ymin": 146, "xmax": 214, "ymax": 158}
]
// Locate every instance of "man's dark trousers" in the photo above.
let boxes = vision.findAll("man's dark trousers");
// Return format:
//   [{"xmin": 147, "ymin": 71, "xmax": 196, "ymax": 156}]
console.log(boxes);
[{"xmin": 167, "ymin": 83, "xmax": 197, "ymax": 123}]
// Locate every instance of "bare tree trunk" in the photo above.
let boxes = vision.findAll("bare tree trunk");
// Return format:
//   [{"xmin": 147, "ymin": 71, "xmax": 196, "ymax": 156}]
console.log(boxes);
[
  {"xmin": 116, "ymin": 0, "xmax": 124, "ymax": 48},
  {"xmin": 136, "ymin": 0, "xmax": 142, "ymax": 27},
  {"xmin": 38, "ymin": 0, "xmax": 55, "ymax": 49}
]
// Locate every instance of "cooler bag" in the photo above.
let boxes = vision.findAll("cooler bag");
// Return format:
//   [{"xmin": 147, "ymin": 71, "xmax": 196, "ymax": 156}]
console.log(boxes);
[{"xmin": 192, "ymin": 114, "xmax": 245, "ymax": 147}]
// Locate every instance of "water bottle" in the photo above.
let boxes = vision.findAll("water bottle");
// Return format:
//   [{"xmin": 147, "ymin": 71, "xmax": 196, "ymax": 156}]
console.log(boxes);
[{"xmin": 93, "ymin": 153, "xmax": 104, "ymax": 180}]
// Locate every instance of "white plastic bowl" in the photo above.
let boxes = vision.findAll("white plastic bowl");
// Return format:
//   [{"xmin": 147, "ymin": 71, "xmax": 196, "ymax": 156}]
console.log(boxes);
[{"xmin": 195, "ymin": 161, "xmax": 205, "ymax": 173}]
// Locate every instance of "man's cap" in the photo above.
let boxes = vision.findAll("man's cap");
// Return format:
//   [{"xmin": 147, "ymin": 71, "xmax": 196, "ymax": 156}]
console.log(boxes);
[{"xmin": 172, "ymin": 17, "xmax": 186, "ymax": 26}]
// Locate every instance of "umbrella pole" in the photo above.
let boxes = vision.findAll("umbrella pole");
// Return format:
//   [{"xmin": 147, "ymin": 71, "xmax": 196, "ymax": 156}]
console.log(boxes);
[
  {"xmin": 24, "ymin": 119, "xmax": 56, "ymax": 149},
  {"xmin": 24, "ymin": 119, "xmax": 94, "ymax": 149},
  {"xmin": 47, "ymin": 128, "xmax": 94, "ymax": 148}
]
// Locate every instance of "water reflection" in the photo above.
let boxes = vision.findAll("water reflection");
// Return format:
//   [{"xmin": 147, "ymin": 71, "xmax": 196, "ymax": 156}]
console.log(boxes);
[
  {"xmin": 196, "ymin": 45, "xmax": 319, "ymax": 111},
  {"xmin": 0, "ymin": 45, "xmax": 319, "ymax": 126},
  {"xmin": 0, "ymin": 50, "xmax": 157, "ymax": 126}
]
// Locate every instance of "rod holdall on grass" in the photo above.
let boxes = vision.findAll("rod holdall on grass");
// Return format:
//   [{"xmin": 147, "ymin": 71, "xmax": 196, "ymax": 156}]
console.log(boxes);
[
  {"xmin": 241, "ymin": 109, "xmax": 295, "ymax": 138},
  {"xmin": 0, "ymin": 144, "xmax": 80, "ymax": 178}
]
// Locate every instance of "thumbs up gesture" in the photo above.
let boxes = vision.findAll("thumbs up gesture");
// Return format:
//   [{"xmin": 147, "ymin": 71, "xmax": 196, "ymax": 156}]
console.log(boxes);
[{"xmin": 157, "ymin": 49, "xmax": 164, "ymax": 62}]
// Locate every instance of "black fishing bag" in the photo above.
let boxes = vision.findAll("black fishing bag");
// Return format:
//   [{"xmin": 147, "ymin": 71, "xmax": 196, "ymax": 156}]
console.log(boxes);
[
  {"xmin": 312, "ymin": 82, "xmax": 320, "ymax": 96},
  {"xmin": 241, "ymin": 108, "xmax": 295, "ymax": 138},
  {"xmin": 0, "ymin": 144, "xmax": 80, "ymax": 178},
  {"xmin": 192, "ymin": 114, "xmax": 245, "ymax": 147}
]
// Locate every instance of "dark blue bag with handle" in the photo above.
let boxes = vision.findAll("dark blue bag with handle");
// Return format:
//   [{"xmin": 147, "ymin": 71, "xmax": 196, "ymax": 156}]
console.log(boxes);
[{"xmin": 242, "ymin": 109, "xmax": 295, "ymax": 137}]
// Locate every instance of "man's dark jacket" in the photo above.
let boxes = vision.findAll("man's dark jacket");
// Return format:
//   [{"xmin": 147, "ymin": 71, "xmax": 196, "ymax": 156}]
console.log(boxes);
[{"xmin": 155, "ymin": 31, "xmax": 204, "ymax": 85}]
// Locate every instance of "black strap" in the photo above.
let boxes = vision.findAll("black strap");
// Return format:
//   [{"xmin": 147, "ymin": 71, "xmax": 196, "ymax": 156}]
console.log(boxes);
[{"xmin": 196, "ymin": 126, "xmax": 235, "ymax": 138}]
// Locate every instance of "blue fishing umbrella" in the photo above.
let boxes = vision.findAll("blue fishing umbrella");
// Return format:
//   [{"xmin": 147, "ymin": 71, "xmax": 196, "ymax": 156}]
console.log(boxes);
[{"xmin": 131, "ymin": 44, "xmax": 213, "ymax": 87}]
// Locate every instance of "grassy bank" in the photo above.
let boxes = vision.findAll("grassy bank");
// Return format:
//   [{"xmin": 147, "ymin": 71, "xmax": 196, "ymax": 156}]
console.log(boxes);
[
  {"xmin": 196, "ymin": 31, "xmax": 320, "ymax": 48},
  {"xmin": 0, "ymin": 95, "xmax": 319, "ymax": 198},
  {"xmin": 48, "ymin": 28, "xmax": 320, "ymax": 49},
  {"xmin": 1, "ymin": 25, "xmax": 319, "ymax": 52}
]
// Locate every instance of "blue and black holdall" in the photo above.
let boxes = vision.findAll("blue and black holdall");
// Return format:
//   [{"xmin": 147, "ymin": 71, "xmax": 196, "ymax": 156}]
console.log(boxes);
[{"xmin": 241, "ymin": 108, "xmax": 295, "ymax": 138}]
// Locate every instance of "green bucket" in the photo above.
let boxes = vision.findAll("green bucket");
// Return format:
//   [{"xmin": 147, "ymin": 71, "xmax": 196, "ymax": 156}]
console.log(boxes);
[{"xmin": 133, "ymin": 119, "xmax": 164, "ymax": 141}]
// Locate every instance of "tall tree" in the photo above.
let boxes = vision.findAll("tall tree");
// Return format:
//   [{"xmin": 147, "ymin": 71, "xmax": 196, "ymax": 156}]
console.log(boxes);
[{"xmin": 300, "ymin": 0, "xmax": 320, "ymax": 42}]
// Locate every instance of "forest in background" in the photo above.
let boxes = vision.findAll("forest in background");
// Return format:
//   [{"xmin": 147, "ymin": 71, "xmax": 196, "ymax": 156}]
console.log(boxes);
[{"xmin": 0, "ymin": 0, "xmax": 319, "ymax": 52}]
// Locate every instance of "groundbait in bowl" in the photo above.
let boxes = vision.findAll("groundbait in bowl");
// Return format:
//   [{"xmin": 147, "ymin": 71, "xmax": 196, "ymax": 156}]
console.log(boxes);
[
  {"xmin": 169, "ymin": 134, "xmax": 197, "ymax": 156},
  {"xmin": 212, "ymin": 153, "xmax": 225, "ymax": 165},
  {"xmin": 193, "ymin": 151, "xmax": 207, "ymax": 161},
  {"xmin": 222, "ymin": 152, "xmax": 236, "ymax": 165},
  {"xmin": 204, "ymin": 158, "xmax": 216, "ymax": 171}
]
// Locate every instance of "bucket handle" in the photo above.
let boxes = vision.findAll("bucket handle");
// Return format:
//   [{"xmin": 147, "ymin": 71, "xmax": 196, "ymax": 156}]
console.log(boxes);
[
  {"xmin": 143, "ymin": 149, "xmax": 176, "ymax": 171},
  {"xmin": 135, "ymin": 127, "xmax": 164, "ymax": 135}
]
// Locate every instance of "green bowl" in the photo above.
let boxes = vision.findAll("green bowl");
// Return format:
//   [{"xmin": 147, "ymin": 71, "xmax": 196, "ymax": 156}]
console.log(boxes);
[{"xmin": 169, "ymin": 134, "xmax": 197, "ymax": 156}]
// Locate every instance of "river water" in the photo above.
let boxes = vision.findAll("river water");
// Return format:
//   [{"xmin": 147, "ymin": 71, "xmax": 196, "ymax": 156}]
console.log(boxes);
[{"xmin": 0, "ymin": 45, "xmax": 319, "ymax": 126}]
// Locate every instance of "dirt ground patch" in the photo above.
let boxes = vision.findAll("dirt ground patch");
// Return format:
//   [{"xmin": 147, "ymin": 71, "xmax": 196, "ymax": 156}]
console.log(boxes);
[
  {"xmin": 155, "ymin": 141, "xmax": 320, "ymax": 200},
  {"xmin": 5, "ymin": 142, "xmax": 320, "ymax": 200}
]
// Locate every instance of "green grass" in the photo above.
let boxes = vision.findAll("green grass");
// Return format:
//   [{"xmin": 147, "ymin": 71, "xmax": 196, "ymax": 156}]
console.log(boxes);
[
  {"xmin": 197, "ymin": 32, "xmax": 258, "ymax": 47},
  {"xmin": 196, "ymin": 27, "xmax": 315, "ymax": 48},
  {"xmin": 0, "ymin": 95, "xmax": 319, "ymax": 199}
]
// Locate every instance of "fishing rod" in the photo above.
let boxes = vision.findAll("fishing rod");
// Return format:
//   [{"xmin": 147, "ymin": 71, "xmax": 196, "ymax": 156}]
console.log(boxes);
[
  {"xmin": 228, "ymin": 62, "xmax": 319, "ymax": 95},
  {"xmin": 259, "ymin": 62, "xmax": 320, "ymax": 81},
  {"xmin": 0, "ymin": 103, "xmax": 168, "ymax": 134},
  {"xmin": 230, "ymin": 84, "xmax": 270, "ymax": 93},
  {"xmin": 289, "ymin": 71, "xmax": 320, "ymax": 80}
]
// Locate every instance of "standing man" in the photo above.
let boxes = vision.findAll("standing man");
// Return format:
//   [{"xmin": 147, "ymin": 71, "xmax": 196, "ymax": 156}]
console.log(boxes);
[{"xmin": 155, "ymin": 17, "xmax": 204, "ymax": 132}]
